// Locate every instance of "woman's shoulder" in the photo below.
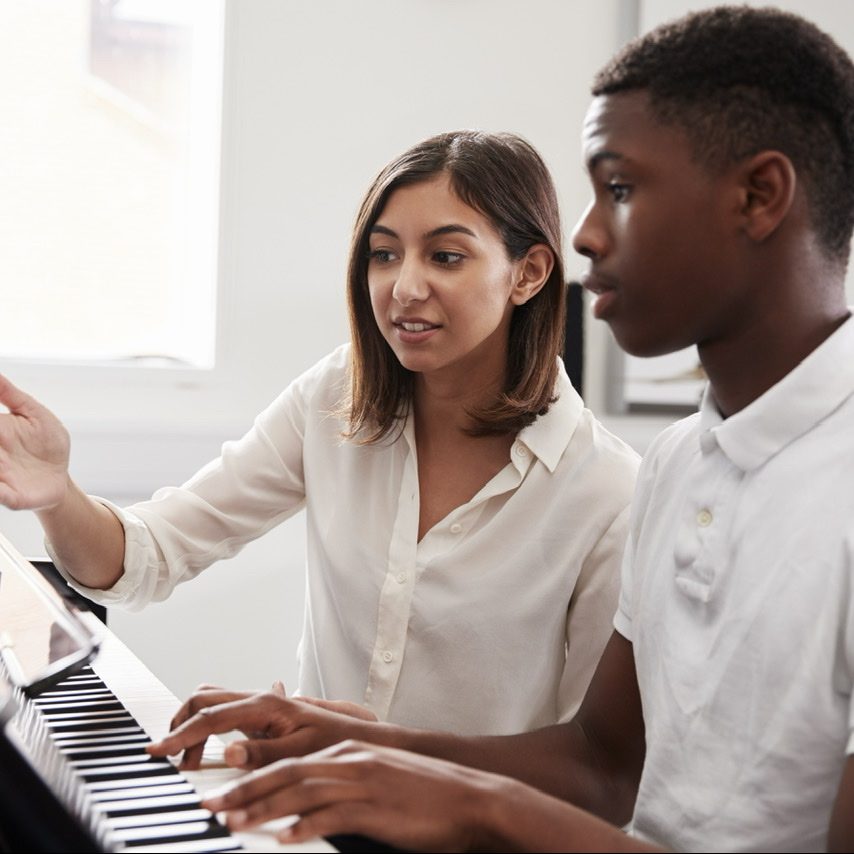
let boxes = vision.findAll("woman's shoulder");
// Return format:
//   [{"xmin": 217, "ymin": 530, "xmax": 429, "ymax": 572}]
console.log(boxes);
[{"xmin": 255, "ymin": 343, "xmax": 351, "ymax": 428}]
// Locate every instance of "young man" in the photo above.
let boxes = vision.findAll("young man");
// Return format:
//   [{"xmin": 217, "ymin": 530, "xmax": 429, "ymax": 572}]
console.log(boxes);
[{"xmin": 149, "ymin": 7, "xmax": 854, "ymax": 851}]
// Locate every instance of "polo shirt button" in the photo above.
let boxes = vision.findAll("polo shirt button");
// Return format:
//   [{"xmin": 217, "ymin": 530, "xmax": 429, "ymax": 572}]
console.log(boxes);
[
  {"xmin": 450, "ymin": 523, "xmax": 462, "ymax": 534},
  {"xmin": 382, "ymin": 651, "xmax": 393, "ymax": 663},
  {"xmin": 697, "ymin": 509, "xmax": 713, "ymax": 527}
]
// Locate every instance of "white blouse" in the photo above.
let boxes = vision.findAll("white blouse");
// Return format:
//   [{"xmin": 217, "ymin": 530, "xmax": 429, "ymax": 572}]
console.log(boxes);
[{"xmin": 56, "ymin": 345, "xmax": 638, "ymax": 735}]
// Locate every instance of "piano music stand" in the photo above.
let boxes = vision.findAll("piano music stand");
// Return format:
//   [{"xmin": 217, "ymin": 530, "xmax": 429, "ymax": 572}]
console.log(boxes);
[{"xmin": 28, "ymin": 559, "xmax": 107, "ymax": 625}]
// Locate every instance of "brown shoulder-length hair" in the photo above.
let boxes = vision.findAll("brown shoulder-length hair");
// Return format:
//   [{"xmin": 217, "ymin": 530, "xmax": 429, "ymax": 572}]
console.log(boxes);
[{"xmin": 343, "ymin": 130, "xmax": 566, "ymax": 443}]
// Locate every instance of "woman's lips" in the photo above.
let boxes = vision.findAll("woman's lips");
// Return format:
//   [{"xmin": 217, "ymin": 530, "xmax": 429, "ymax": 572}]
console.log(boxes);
[{"xmin": 392, "ymin": 318, "xmax": 441, "ymax": 343}]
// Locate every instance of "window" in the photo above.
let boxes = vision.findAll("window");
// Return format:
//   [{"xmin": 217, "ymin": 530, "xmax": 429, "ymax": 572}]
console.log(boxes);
[{"xmin": 0, "ymin": 0, "xmax": 223, "ymax": 368}]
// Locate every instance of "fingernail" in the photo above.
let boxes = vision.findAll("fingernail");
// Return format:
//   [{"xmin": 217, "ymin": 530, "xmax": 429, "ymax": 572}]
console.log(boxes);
[{"xmin": 225, "ymin": 743, "xmax": 248, "ymax": 766}]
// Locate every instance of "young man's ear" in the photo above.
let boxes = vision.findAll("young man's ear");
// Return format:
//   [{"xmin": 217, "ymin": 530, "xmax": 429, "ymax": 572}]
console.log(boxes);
[
  {"xmin": 737, "ymin": 150, "xmax": 797, "ymax": 243},
  {"xmin": 511, "ymin": 244, "xmax": 554, "ymax": 305}
]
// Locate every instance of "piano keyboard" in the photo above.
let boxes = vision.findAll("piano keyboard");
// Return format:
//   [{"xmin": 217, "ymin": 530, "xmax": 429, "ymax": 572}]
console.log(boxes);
[{"xmin": 13, "ymin": 666, "xmax": 241, "ymax": 853}]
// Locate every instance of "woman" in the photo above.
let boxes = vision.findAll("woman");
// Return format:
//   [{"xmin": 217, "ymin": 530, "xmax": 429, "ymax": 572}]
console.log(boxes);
[{"xmin": 0, "ymin": 131, "xmax": 638, "ymax": 747}]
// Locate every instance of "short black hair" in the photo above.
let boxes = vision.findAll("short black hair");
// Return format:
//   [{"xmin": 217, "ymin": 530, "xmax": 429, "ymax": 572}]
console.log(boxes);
[{"xmin": 593, "ymin": 5, "xmax": 854, "ymax": 262}]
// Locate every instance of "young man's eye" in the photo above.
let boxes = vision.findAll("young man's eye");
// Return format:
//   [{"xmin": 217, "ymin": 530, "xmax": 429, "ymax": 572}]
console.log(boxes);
[
  {"xmin": 608, "ymin": 182, "xmax": 631, "ymax": 203},
  {"xmin": 433, "ymin": 251, "xmax": 464, "ymax": 266},
  {"xmin": 368, "ymin": 249, "xmax": 397, "ymax": 263}
]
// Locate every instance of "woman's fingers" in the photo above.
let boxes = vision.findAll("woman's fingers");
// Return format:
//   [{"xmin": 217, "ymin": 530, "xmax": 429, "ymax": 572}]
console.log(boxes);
[{"xmin": 0, "ymin": 373, "xmax": 35, "ymax": 414}]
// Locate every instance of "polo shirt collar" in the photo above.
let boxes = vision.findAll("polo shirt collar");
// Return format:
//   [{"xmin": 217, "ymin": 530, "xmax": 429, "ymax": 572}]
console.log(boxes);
[
  {"xmin": 700, "ymin": 311, "xmax": 854, "ymax": 471},
  {"xmin": 516, "ymin": 359, "xmax": 584, "ymax": 474}
]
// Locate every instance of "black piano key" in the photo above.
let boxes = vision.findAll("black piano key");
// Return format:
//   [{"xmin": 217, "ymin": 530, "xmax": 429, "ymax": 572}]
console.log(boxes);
[
  {"xmin": 98, "ymin": 793, "xmax": 204, "ymax": 817},
  {"xmin": 11, "ymin": 664, "xmax": 243, "ymax": 852},
  {"xmin": 54, "ymin": 733, "xmax": 149, "ymax": 748},
  {"xmin": 47, "ymin": 717, "xmax": 138, "ymax": 733},
  {"xmin": 77, "ymin": 762, "xmax": 179, "ymax": 783},
  {"xmin": 116, "ymin": 819, "xmax": 237, "ymax": 849},
  {"xmin": 61, "ymin": 742, "xmax": 151, "ymax": 758}
]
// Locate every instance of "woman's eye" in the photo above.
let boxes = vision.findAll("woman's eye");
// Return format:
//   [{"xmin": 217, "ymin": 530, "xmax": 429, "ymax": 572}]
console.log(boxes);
[
  {"xmin": 607, "ymin": 182, "xmax": 631, "ymax": 203},
  {"xmin": 368, "ymin": 249, "xmax": 397, "ymax": 263},
  {"xmin": 434, "ymin": 251, "xmax": 464, "ymax": 266}
]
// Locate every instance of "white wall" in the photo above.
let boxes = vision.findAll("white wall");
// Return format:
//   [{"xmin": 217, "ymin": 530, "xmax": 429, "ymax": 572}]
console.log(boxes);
[
  {"xmin": 1, "ymin": 0, "xmax": 637, "ymax": 701},
  {"xmin": 3, "ymin": 0, "xmax": 853, "ymax": 702}
]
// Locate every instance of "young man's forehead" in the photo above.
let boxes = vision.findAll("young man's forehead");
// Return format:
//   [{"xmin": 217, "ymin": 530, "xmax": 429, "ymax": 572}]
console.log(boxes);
[
  {"xmin": 581, "ymin": 91, "xmax": 689, "ymax": 167},
  {"xmin": 583, "ymin": 92, "xmax": 649, "ymax": 140}
]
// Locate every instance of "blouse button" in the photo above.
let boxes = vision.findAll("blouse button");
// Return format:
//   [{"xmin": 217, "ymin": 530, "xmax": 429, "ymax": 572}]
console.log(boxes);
[
  {"xmin": 382, "ymin": 651, "xmax": 394, "ymax": 663},
  {"xmin": 696, "ymin": 509, "xmax": 713, "ymax": 527},
  {"xmin": 450, "ymin": 523, "xmax": 462, "ymax": 534}
]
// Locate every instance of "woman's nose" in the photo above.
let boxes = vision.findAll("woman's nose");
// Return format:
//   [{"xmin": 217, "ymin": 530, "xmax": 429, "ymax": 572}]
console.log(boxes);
[{"xmin": 392, "ymin": 259, "xmax": 430, "ymax": 305}]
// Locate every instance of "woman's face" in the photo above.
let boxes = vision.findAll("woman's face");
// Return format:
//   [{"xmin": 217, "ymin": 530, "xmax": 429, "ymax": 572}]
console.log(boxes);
[{"xmin": 367, "ymin": 173, "xmax": 524, "ymax": 386}]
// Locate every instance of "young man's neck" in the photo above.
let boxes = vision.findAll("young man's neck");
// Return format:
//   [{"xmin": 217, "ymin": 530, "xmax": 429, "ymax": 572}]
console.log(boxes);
[{"xmin": 700, "ymin": 285, "xmax": 849, "ymax": 418}]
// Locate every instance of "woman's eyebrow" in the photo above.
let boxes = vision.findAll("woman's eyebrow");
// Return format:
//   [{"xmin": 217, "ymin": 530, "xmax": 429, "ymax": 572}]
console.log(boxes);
[
  {"xmin": 425, "ymin": 224, "xmax": 477, "ymax": 239},
  {"xmin": 370, "ymin": 223, "xmax": 478, "ymax": 240}
]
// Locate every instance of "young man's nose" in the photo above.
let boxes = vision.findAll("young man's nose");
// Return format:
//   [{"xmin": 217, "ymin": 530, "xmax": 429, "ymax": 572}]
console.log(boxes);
[{"xmin": 571, "ymin": 200, "xmax": 607, "ymax": 261}]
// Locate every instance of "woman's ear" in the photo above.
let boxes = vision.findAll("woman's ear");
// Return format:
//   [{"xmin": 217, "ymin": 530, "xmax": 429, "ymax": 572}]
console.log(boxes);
[
  {"xmin": 511, "ymin": 244, "xmax": 554, "ymax": 305},
  {"xmin": 737, "ymin": 150, "xmax": 797, "ymax": 243}
]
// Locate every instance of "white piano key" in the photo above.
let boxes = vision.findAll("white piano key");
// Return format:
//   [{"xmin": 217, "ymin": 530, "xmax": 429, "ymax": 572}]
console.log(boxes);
[
  {"xmin": 95, "ymin": 791, "xmax": 204, "ymax": 813},
  {"xmin": 53, "ymin": 733, "xmax": 149, "ymax": 748},
  {"xmin": 37, "ymin": 689, "xmax": 113, "ymax": 700},
  {"xmin": 41, "ymin": 709, "xmax": 131, "ymax": 721},
  {"xmin": 88, "ymin": 773, "xmax": 195, "ymax": 792},
  {"xmin": 51, "ymin": 725, "xmax": 143, "ymax": 740},
  {"xmin": 73, "ymin": 760, "xmax": 174, "ymax": 776},
  {"xmin": 93, "ymin": 782, "xmax": 194, "ymax": 801},
  {"xmin": 116, "ymin": 839, "xmax": 242, "ymax": 853},
  {"xmin": 68, "ymin": 753, "xmax": 159, "ymax": 774},
  {"xmin": 105, "ymin": 808, "xmax": 213, "ymax": 829}
]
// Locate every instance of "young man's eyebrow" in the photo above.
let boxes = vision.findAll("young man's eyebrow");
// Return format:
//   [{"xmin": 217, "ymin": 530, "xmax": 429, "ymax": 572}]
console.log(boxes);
[
  {"xmin": 370, "ymin": 224, "xmax": 478, "ymax": 239},
  {"xmin": 587, "ymin": 150, "xmax": 625, "ymax": 171}
]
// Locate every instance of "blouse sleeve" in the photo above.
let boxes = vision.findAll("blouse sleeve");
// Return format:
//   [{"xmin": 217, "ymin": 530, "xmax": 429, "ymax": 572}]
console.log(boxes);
[{"xmin": 49, "ymin": 347, "xmax": 347, "ymax": 610}]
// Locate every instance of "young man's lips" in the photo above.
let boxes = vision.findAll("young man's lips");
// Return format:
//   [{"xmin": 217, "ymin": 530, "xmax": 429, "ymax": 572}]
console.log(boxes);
[
  {"xmin": 579, "ymin": 274, "xmax": 619, "ymax": 319},
  {"xmin": 579, "ymin": 273, "xmax": 617, "ymax": 296}
]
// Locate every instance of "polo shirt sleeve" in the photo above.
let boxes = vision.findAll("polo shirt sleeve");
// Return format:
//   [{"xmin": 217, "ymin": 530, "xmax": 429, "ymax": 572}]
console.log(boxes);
[
  {"xmin": 613, "ymin": 526, "xmax": 635, "ymax": 642},
  {"xmin": 846, "ymin": 536, "xmax": 854, "ymax": 756}
]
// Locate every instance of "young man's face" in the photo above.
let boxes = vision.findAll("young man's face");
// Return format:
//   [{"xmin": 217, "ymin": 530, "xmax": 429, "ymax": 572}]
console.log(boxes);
[{"xmin": 572, "ymin": 91, "xmax": 743, "ymax": 358}]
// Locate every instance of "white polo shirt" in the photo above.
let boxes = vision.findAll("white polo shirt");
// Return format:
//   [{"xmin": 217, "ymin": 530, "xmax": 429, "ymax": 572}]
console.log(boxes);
[
  {"xmin": 617, "ymin": 313, "xmax": 854, "ymax": 852},
  {"xmin": 54, "ymin": 344, "xmax": 639, "ymax": 735}
]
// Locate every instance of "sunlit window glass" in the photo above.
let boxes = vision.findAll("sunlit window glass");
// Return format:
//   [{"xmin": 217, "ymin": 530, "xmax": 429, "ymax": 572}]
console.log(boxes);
[{"xmin": 0, "ymin": 0, "xmax": 222, "ymax": 368}]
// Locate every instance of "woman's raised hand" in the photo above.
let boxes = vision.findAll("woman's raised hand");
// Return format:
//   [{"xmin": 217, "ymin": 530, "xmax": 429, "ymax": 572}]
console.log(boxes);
[{"xmin": 0, "ymin": 373, "xmax": 71, "ymax": 511}]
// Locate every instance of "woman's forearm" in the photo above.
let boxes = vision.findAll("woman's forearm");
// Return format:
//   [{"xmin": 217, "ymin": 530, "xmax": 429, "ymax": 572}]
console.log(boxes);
[{"xmin": 36, "ymin": 477, "xmax": 126, "ymax": 589}]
